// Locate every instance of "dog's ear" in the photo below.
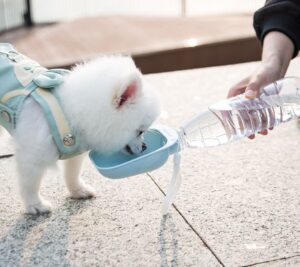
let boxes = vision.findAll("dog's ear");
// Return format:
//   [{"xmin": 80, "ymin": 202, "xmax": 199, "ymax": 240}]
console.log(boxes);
[{"xmin": 116, "ymin": 72, "xmax": 142, "ymax": 108}]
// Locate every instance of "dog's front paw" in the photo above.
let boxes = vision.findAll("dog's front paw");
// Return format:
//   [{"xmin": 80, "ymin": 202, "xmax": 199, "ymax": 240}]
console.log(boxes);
[
  {"xmin": 25, "ymin": 200, "xmax": 52, "ymax": 215},
  {"xmin": 69, "ymin": 183, "xmax": 96, "ymax": 199}
]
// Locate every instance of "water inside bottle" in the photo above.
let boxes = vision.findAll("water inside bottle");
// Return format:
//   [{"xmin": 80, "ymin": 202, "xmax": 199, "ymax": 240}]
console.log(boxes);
[{"xmin": 181, "ymin": 94, "xmax": 300, "ymax": 148}]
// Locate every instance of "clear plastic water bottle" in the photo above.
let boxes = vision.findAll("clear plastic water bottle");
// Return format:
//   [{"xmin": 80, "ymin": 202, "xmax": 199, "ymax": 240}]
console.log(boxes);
[{"xmin": 180, "ymin": 77, "xmax": 300, "ymax": 148}]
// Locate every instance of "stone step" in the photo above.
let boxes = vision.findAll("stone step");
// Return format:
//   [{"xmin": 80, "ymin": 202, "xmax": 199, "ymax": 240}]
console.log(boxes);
[{"xmin": 0, "ymin": 15, "xmax": 261, "ymax": 73}]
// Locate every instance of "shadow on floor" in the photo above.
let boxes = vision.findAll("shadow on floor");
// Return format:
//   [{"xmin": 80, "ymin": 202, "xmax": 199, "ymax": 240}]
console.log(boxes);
[
  {"xmin": 159, "ymin": 214, "xmax": 178, "ymax": 267},
  {"xmin": 0, "ymin": 198, "xmax": 93, "ymax": 267}
]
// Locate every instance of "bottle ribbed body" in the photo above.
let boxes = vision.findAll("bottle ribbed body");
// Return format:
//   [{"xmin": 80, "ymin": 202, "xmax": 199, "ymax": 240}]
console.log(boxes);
[{"xmin": 180, "ymin": 77, "xmax": 300, "ymax": 148}]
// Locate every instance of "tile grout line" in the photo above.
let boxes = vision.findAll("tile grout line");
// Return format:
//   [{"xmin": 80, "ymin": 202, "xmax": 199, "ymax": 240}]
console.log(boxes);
[
  {"xmin": 240, "ymin": 254, "xmax": 300, "ymax": 267},
  {"xmin": 147, "ymin": 173, "xmax": 226, "ymax": 267}
]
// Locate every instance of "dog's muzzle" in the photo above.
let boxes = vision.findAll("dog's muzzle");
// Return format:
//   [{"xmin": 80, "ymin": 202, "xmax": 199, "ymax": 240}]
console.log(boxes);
[{"xmin": 125, "ymin": 142, "xmax": 147, "ymax": 155}]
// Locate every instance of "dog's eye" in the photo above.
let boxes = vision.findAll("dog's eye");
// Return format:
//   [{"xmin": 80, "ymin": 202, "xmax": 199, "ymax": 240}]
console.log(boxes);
[{"xmin": 137, "ymin": 131, "xmax": 143, "ymax": 137}]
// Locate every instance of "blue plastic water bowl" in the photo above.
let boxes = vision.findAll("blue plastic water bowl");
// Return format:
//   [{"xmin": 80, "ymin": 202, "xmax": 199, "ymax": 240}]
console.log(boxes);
[{"xmin": 89, "ymin": 125, "xmax": 179, "ymax": 179}]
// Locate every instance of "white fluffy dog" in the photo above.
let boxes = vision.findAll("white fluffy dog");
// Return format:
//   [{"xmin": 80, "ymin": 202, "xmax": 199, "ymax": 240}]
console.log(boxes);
[{"xmin": 10, "ymin": 56, "xmax": 160, "ymax": 214}]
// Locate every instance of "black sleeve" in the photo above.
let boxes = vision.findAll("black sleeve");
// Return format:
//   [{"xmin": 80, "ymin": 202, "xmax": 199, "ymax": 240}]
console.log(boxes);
[{"xmin": 254, "ymin": 0, "xmax": 300, "ymax": 58}]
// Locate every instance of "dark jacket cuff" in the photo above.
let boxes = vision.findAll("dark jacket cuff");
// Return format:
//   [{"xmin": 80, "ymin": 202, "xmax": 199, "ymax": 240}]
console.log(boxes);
[{"xmin": 254, "ymin": 13, "xmax": 300, "ymax": 58}]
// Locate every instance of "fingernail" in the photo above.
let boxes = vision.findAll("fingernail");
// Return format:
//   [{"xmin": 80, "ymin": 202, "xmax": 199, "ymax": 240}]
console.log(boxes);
[
  {"xmin": 248, "ymin": 134, "xmax": 255, "ymax": 139},
  {"xmin": 245, "ymin": 90, "xmax": 256, "ymax": 99},
  {"xmin": 259, "ymin": 129, "xmax": 268, "ymax": 135}
]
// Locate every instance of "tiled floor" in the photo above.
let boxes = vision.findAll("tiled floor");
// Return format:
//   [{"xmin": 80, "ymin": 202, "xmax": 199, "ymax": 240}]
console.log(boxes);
[{"xmin": 1, "ymin": 59, "xmax": 300, "ymax": 266}]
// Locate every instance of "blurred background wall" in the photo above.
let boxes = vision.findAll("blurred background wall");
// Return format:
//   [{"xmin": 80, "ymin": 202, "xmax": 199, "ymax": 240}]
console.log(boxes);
[
  {"xmin": 0, "ymin": 0, "xmax": 264, "ymax": 32},
  {"xmin": 0, "ymin": 0, "xmax": 266, "ymax": 73},
  {"xmin": 0, "ymin": 0, "xmax": 26, "ymax": 31}
]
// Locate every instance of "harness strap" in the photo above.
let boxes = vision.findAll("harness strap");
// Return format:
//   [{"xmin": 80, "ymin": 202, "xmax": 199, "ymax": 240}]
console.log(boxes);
[
  {"xmin": 0, "ymin": 89, "xmax": 29, "ymax": 103},
  {"xmin": 0, "ymin": 89, "xmax": 31, "ymax": 133},
  {"xmin": 1, "ymin": 87, "xmax": 80, "ymax": 159},
  {"xmin": 35, "ymin": 88, "xmax": 71, "ymax": 142},
  {"xmin": 31, "ymin": 87, "xmax": 81, "ymax": 159}
]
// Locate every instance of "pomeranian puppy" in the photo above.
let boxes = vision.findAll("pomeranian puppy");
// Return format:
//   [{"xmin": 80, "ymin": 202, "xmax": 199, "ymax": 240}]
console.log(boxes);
[{"xmin": 1, "ymin": 51, "xmax": 160, "ymax": 214}]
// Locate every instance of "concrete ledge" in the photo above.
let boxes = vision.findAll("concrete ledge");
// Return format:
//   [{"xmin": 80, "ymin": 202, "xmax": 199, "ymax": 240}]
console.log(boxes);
[
  {"xmin": 135, "ymin": 36, "xmax": 261, "ymax": 73},
  {"xmin": 0, "ymin": 15, "xmax": 259, "ymax": 73}
]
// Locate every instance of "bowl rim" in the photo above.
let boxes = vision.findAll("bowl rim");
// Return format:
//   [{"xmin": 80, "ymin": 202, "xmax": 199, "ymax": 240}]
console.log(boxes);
[{"xmin": 89, "ymin": 125, "xmax": 179, "ymax": 171}]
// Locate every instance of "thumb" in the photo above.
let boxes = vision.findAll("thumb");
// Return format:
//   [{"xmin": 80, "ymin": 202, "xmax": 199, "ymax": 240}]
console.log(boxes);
[{"xmin": 244, "ymin": 82, "xmax": 260, "ymax": 99}]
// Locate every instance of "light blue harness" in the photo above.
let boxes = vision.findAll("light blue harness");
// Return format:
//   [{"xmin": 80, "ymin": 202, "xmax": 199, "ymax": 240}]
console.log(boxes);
[{"xmin": 0, "ymin": 43, "xmax": 81, "ymax": 159}]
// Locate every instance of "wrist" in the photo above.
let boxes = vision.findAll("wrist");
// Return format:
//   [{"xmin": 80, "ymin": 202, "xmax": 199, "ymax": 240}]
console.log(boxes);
[
  {"xmin": 261, "ymin": 56, "xmax": 283, "ymax": 79},
  {"xmin": 261, "ymin": 31, "xmax": 293, "ymax": 78}
]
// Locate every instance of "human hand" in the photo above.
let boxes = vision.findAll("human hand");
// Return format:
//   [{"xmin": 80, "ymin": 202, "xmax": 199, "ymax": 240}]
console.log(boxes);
[
  {"xmin": 227, "ymin": 31, "xmax": 294, "ymax": 139},
  {"xmin": 227, "ymin": 64, "xmax": 281, "ymax": 138}
]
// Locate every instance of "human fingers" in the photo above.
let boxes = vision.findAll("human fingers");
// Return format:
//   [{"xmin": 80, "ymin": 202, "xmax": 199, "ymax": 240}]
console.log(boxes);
[
  {"xmin": 248, "ymin": 134, "xmax": 255, "ymax": 139},
  {"xmin": 259, "ymin": 129, "xmax": 268, "ymax": 135},
  {"xmin": 244, "ymin": 81, "xmax": 261, "ymax": 99},
  {"xmin": 227, "ymin": 76, "xmax": 250, "ymax": 98},
  {"xmin": 244, "ymin": 64, "xmax": 281, "ymax": 99}
]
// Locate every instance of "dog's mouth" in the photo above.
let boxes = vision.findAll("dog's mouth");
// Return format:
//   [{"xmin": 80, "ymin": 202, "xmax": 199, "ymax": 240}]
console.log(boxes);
[{"xmin": 125, "ymin": 142, "xmax": 147, "ymax": 155}]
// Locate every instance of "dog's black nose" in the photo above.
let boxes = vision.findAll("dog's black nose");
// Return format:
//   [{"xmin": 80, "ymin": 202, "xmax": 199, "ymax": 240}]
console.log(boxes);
[
  {"xmin": 142, "ymin": 142, "xmax": 147, "ymax": 152},
  {"xmin": 125, "ymin": 145, "xmax": 134, "ymax": 155},
  {"xmin": 125, "ymin": 143, "xmax": 147, "ymax": 154}
]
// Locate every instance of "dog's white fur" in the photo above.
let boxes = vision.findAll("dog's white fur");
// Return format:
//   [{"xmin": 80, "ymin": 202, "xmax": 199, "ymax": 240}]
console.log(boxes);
[{"xmin": 10, "ymin": 56, "xmax": 160, "ymax": 214}]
